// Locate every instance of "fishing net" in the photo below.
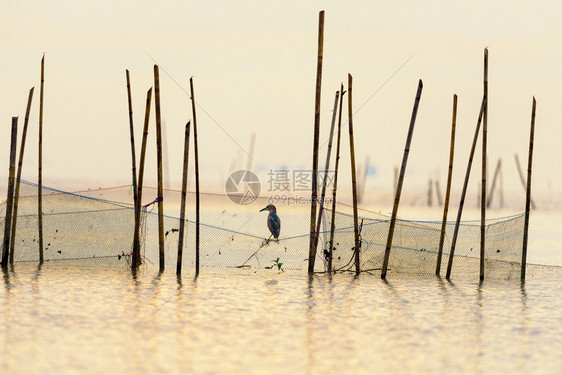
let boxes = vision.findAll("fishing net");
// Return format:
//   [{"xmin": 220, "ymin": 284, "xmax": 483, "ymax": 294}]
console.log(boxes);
[
  {"xmin": 324, "ymin": 205, "xmax": 527, "ymax": 279},
  {"xmin": 1, "ymin": 179, "xmax": 560, "ymax": 280}
]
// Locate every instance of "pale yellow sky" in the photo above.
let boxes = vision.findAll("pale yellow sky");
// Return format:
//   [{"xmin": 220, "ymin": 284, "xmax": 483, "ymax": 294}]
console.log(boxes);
[{"xmin": 1, "ymin": 1, "xmax": 561, "ymax": 206}]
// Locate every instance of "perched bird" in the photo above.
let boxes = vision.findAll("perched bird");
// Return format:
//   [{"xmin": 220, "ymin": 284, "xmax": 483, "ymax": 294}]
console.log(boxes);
[{"xmin": 260, "ymin": 204, "xmax": 281, "ymax": 242}]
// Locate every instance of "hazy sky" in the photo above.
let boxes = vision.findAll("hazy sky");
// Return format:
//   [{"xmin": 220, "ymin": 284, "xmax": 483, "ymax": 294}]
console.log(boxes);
[{"xmin": 1, "ymin": 1, "xmax": 561, "ymax": 203}]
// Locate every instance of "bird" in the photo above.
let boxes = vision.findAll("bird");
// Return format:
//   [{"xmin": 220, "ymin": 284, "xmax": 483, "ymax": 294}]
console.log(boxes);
[{"xmin": 260, "ymin": 204, "xmax": 281, "ymax": 243}]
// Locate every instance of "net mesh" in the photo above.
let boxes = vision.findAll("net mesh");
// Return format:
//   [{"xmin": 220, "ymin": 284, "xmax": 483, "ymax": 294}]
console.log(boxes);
[{"xmin": 1, "ymin": 179, "xmax": 560, "ymax": 280}]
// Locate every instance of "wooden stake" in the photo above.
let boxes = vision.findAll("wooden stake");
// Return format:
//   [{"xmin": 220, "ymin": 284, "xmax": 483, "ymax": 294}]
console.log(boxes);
[
  {"xmin": 153, "ymin": 65, "xmax": 165, "ymax": 272},
  {"xmin": 1, "ymin": 118, "xmax": 18, "ymax": 267},
  {"xmin": 480, "ymin": 48, "xmax": 488, "ymax": 282},
  {"xmin": 436, "ymin": 94, "xmax": 457, "ymax": 276},
  {"xmin": 521, "ymin": 97, "xmax": 536, "ymax": 281},
  {"xmin": 428, "ymin": 179, "xmax": 433, "ymax": 207},
  {"xmin": 381, "ymin": 80, "xmax": 423, "ymax": 279},
  {"xmin": 348, "ymin": 74, "xmax": 361, "ymax": 274},
  {"xmin": 393, "ymin": 166, "xmax": 398, "ymax": 195},
  {"xmin": 359, "ymin": 155, "xmax": 369, "ymax": 204},
  {"xmin": 38, "ymin": 55, "xmax": 45, "ymax": 264},
  {"xmin": 190, "ymin": 77, "xmax": 200, "ymax": 276},
  {"xmin": 134, "ymin": 87, "xmax": 152, "ymax": 268},
  {"xmin": 9, "ymin": 87, "xmax": 34, "ymax": 264},
  {"xmin": 177, "ymin": 121, "xmax": 191, "ymax": 275},
  {"xmin": 126, "ymin": 70, "xmax": 141, "ymax": 266},
  {"xmin": 446, "ymin": 97, "xmax": 486, "ymax": 280},
  {"xmin": 499, "ymin": 158, "xmax": 504, "ymax": 208},
  {"xmin": 243, "ymin": 133, "xmax": 256, "ymax": 197},
  {"xmin": 435, "ymin": 178, "xmax": 444, "ymax": 206},
  {"xmin": 515, "ymin": 154, "xmax": 536, "ymax": 209},
  {"xmin": 486, "ymin": 159, "xmax": 502, "ymax": 208},
  {"xmin": 308, "ymin": 10, "xmax": 325, "ymax": 274},
  {"xmin": 313, "ymin": 90, "xmax": 339, "ymax": 262},
  {"xmin": 328, "ymin": 83, "xmax": 345, "ymax": 273}
]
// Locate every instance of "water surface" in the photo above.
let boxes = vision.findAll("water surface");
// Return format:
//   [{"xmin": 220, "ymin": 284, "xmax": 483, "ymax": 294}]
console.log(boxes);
[{"xmin": 1, "ymin": 264, "xmax": 561, "ymax": 374}]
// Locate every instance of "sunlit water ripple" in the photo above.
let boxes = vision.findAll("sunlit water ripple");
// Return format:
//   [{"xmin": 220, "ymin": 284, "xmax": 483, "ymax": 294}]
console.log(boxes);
[{"xmin": 1, "ymin": 264, "xmax": 561, "ymax": 374}]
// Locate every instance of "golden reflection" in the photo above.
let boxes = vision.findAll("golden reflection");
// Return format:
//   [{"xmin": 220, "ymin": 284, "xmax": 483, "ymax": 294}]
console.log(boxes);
[
  {"xmin": 305, "ymin": 274, "xmax": 315, "ymax": 375},
  {"xmin": 30, "ymin": 264, "xmax": 43, "ymax": 365},
  {"xmin": 473, "ymin": 281, "xmax": 484, "ymax": 373},
  {"xmin": 518, "ymin": 282, "xmax": 529, "ymax": 373},
  {"xmin": 1, "ymin": 265, "xmax": 13, "ymax": 372},
  {"xmin": 1, "ymin": 265, "xmax": 12, "ymax": 291},
  {"xmin": 380, "ymin": 278, "xmax": 415, "ymax": 322}
]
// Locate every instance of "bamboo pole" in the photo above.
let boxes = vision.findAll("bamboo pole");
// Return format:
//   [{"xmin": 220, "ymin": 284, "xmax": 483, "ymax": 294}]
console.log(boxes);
[
  {"xmin": 428, "ymin": 179, "xmax": 433, "ymax": 206},
  {"xmin": 153, "ymin": 65, "xmax": 165, "ymax": 272},
  {"xmin": 521, "ymin": 97, "xmax": 536, "ymax": 281},
  {"xmin": 134, "ymin": 87, "xmax": 152, "ymax": 268},
  {"xmin": 189, "ymin": 77, "xmax": 200, "ymax": 276},
  {"xmin": 308, "ymin": 10, "xmax": 325, "ymax": 274},
  {"xmin": 347, "ymin": 74, "xmax": 362, "ymax": 274},
  {"xmin": 480, "ymin": 48, "xmax": 488, "ymax": 282},
  {"xmin": 359, "ymin": 155, "xmax": 369, "ymax": 204},
  {"xmin": 435, "ymin": 178, "xmax": 443, "ymax": 206},
  {"xmin": 515, "ymin": 154, "xmax": 536, "ymax": 209},
  {"xmin": 381, "ymin": 80, "xmax": 423, "ymax": 279},
  {"xmin": 393, "ymin": 166, "xmax": 398, "ymax": 195},
  {"xmin": 38, "ymin": 55, "xmax": 45, "ymax": 264},
  {"xmin": 177, "ymin": 121, "xmax": 191, "ymax": 275},
  {"xmin": 328, "ymin": 84, "xmax": 345, "ymax": 273},
  {"xmin": 436, "ymin": 94, "xmax": 457, "ymax": 276},
  {"xmin": 2, "ymin": 118, "xmax": 18, "ymax": 267},
  {"xmin": 9, "ymin": 87, "xmax": 34, "ymax": 264},
  {"xmin": 446, "ymin": 97, "xmax": 486, "ymax": 280},
  {"xmin": 126, "ymin": 70, "xmax": 141, "ymax": 267},
  {"xmin": 499, "ymin": 158, "xmax": 504, "ymax": 208},
  {"xmin": 243, "ymin": 133, "xmax": 256, "ymax": 197},
  {"xmin": 486, "ymin": 159, "xmax": 502, "ymax": 208},
  {"xmin": 313, "ymin": 90, "xmax": 339, "ymax": 262}
]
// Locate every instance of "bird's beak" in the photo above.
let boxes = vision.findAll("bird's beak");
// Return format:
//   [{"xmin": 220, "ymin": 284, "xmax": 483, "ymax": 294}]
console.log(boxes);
[{"xmin": 259, "ymin": 207, "xmax": 267, "ymax": 212}]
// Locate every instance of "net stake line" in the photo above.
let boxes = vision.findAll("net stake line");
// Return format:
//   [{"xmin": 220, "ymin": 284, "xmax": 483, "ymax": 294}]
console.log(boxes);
[
  {"xmin": 308, "ymin": 10, "xmax": 325, "ymax": 274},
  {"xmin": 312, "ymin": 90, "xmax": 339, "ymax": 265},
  {"xmin": 521, "ymin": 97, "xmax": 536, "ymax": 282},
  {"xmin": 38, "ymin": 55, "xmax": 45, "ymax": 264},
  {"xmin": 381, "ymin": 79, "xmax": 423, "ymax": 279},
  {"xmin": 190, "ymin": 77, "xmax": 200, "ymax": 276},
  {"xmin": 154, "ymin": 65, "xmax": 165, "ymax": 272},
  {"xmin": 10, "ymin": 87, "xmax": 34, "ymax": 264},
  {"xmin": 177, "ymin": 121, "xmax": 191, "ymax": 275},
  {"xmin": 480, "ymin": 47, "xmax": 488, "ymax": 282},
  {"xmin": 126, "ymin": 70, "xmax": 141, "ymax": 267},
  {"xmin": 446, "ymin": 96, "xmax": 486, "ymax": 280},
  {"xmin": 436, "ymin": 94, "xmax": 457, "ymax": 276},
  {"xmin": 348, "ymin": 74, "xmax": 361, "ymax": 274},
  {"xmin": 1, "ymin": 118, "xmax": 19, "ymax": 267},
  {"xmin": 134, "ymin": 87, "xmax": 152, "ymax": 268},
  {"xmin": 328, "ymin": 84, "xmax": 345, "ymax": 273}
]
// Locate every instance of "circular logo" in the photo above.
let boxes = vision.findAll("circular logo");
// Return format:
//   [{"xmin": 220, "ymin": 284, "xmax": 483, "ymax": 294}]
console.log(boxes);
[{"xmin": 225, "ymin": 169, "xmax": 261, "ymax": 205}]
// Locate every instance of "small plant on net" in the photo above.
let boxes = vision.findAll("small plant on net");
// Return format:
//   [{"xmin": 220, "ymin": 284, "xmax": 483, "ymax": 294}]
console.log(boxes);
[{"xmin": 272, "ymin": 257, "xmax": 284, "ymax": 272}]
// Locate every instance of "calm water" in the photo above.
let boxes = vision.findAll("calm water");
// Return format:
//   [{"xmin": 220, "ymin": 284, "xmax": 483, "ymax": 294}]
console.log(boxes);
[{"xmin": 1, "ymin": 264, "xmax": 561, "ymax": 374}]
